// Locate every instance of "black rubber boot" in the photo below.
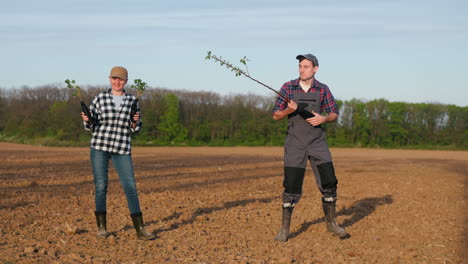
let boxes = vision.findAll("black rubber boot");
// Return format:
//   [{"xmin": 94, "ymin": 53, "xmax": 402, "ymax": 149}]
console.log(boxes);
[
  {"xmin": 95, "ymin": 211, "xmax": 109, "ymax": 238},
  {"xmin": 131, "ymin": 213, "xmax": 156, "ymax": 241},
  {"xmin": 274, "ymin": 206, "xmax": 294, "ymax": 242},
  {"xmin": 322, "ymin": 198, "xmax": 350, "ymax": 239}
]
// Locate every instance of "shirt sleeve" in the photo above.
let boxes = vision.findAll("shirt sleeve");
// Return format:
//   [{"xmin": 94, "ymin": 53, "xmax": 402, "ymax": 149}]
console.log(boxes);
[
  {"xmin": 272, "ymin": 83, "xmax": 289, "ymax": 114},
  {"xmin": 84, "ymin": 96, "xmax": 100, "ymax": 131},
  {"xmin": 321, "ymin": 86, "xmax": 339, "ymax": 115}
]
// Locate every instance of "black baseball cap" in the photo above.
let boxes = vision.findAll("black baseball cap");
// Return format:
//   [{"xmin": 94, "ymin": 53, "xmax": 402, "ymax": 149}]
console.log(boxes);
[{"xmin": 296, "ymin": 54, "xmax": 319, "ymax": 66}]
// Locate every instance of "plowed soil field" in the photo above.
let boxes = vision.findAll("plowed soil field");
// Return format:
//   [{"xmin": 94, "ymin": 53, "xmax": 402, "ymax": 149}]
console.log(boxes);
[{"xmin": 0, "ymin": 143, "xmax": 466, "ymax": 263}]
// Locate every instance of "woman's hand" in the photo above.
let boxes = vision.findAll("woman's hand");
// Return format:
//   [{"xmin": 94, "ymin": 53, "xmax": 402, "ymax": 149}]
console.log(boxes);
[
  {"xmin": 81, "ymin": 112, "xmax": 89, "ymax": 122},
  {"xmin": 132, "ymin": 112, "xmax": 140, "ymax": 123},
  {"xmin": 131, "ymin": 112, "xmax": 140, "ymax": 129}
]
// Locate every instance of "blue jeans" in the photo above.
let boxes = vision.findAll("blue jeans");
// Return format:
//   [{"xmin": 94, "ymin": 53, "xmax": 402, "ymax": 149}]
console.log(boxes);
[{"xmin": 90, "ymin": 148, "xmax": 141, "ymax": 214}]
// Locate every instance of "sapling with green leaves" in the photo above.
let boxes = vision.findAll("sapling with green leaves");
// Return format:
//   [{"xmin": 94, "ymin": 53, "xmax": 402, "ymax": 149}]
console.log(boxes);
[
  {"xmin": 205, "ymin": 51, "xmax": 290, "ymax": 101},
  {"xmin": 65, "ymin": 79, "xmax": 95, "ymax": 124},
  {"xmin": 129, "ymin": 79, "xmax": 147, "ymax": 123},
  {"xmin": 205, "ymin": 51, "xmax": 315, "ymax": 119}
]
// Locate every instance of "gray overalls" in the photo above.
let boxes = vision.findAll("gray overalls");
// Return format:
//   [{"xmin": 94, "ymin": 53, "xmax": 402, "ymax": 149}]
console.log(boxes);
[{"xmin": 282, "ymin": 91, "xmax": 338, "ymax": 207}]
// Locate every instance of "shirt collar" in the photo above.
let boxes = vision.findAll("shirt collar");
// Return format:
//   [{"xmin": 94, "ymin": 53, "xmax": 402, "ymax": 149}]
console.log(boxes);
[
  {"xmin": 292, "ymin": 78, "xmax": 318, "ymax": 91},
  {"xmin": 106, "ymin": 89, "xmax": 128, "ymax": 96}
]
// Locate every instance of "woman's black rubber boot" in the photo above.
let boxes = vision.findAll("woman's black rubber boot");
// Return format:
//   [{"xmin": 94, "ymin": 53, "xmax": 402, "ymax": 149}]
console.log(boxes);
[
  {"xmin": 95, "ymin": 211, "xmax": 109, "ymax": 238},
  {"xmin": 131, "ymin": 213, "xmax": 156, "ymax": 241}
]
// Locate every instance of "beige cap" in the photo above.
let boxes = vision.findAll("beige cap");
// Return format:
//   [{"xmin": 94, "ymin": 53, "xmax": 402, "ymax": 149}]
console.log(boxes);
[{"xmin": 109, "ymin": 66, "xmax": 128, "ymax": 80}]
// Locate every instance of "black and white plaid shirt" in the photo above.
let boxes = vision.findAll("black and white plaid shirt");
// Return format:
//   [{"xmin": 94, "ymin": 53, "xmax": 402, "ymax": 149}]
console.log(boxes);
[{"xmin": 84, "ymin": 89, "xmax": 141, "ymax": 154}]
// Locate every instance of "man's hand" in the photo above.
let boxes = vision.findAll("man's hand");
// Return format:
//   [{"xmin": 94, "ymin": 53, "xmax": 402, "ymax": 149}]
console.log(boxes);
[
  {"xmin": 306, "ymin": 111, "xmax": 338, "ymax": 126},
  {"xmin": 273, "ymin": 100, "xmax": 297, "ymax": 120},
  {"xmin": 286, "ymin": 100, "xmax": 297, "ymax": 114},
  {"xmin": 306, "ymin": 111, "xmax": 325, "ymax": 126}
]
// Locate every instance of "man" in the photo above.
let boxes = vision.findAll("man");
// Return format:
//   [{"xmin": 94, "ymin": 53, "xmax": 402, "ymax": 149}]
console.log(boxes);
[
  {"xmin": 272, "ymin": 54, "xmax": 349, "ymax": 241},
  {"xmin": 81, "ymin": 66, "xmax": 155, "ymax": 240}
]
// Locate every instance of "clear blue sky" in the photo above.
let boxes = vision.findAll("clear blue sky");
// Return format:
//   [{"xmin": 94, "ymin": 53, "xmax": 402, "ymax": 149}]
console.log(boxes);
[{"xmin": 2, "ymin": 0, "xmax": 467, "ymax": 106}]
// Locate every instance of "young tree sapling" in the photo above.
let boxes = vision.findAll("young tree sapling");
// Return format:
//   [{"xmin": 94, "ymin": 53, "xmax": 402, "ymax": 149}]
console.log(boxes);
[
  {"xmin": 205, "ymin": 51, "xmax": 314, "ymax": 119},
  {"xmin": 65, "ymin": 79, "xmax": 96, "ymax": 124},
  {"xmin": 129, "ymin": 79, "xmax": 147, "ymax": 123}
]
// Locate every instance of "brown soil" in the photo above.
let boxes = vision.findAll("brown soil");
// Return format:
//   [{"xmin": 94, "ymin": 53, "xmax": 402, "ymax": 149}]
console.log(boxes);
[{"xmin": 0, "ymin": 143, "xmax": 466, "ymax": 264}]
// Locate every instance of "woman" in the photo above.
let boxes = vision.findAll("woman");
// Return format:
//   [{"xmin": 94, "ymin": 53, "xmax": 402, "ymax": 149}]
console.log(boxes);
[{"xmin": 82, "ymin": 66, "xmax": 155, "ymax": 240}]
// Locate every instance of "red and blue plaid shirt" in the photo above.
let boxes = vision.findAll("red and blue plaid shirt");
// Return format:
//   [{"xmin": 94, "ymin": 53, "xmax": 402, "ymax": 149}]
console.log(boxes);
[{"xmin": 272, "ymin": 78, "xmax": 339, "ymax": 115}]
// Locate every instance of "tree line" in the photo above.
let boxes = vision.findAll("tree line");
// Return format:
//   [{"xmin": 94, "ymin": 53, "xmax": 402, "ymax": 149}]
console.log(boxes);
[{"xmin": 0, "ymin": 85, "xmax": 466, "ymax": 149}]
